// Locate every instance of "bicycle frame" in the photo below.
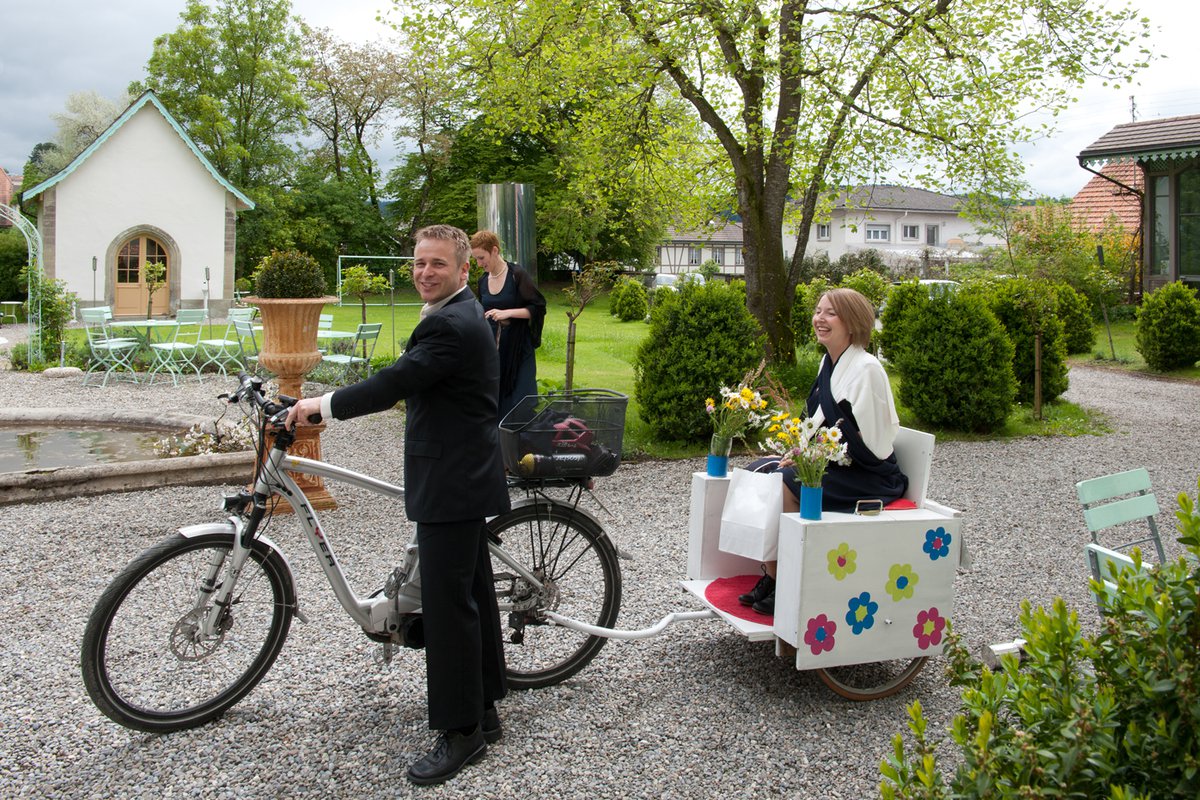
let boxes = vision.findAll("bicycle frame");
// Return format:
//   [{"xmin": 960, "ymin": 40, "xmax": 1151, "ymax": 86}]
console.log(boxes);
[{"xmin": 191, "ymin": 436, "xmax": 552, "ymax": 644}]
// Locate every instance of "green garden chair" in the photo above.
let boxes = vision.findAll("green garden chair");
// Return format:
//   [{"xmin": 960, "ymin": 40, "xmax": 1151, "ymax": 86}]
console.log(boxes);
[
  {"xmin": 81, "ymin": 308, "xmax": 140, "ymax": 387},
  {"xmin": 147, "ymin": 308, "xmax": 206, "ymax": 385},
  {"xmin": 321, "ymin": 322, "xmax": 381, "ymax": 384},
  {"xmin": 1077, "ymin": 468, "xmax": 1166, "ymax": 615}
]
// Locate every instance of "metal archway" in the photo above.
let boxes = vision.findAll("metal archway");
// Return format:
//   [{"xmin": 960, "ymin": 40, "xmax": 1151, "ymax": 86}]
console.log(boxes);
[{"xmin": 0, "ymin": 204, "xmax": 43, "ymax": 359}]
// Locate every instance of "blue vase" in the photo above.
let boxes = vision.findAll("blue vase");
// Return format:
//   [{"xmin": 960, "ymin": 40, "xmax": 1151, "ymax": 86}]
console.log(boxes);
[
  {"xmin": 800, "ymin": 485, "xmax": 823, "ymax": 520},
  {"xmin": 706, "ymin": 454, "xmax": 729, "ymax": 478}
]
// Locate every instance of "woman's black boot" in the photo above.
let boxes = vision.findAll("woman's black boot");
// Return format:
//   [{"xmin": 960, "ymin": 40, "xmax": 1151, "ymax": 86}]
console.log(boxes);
[{"xmin": 738, "ymin": 567, "xmax": 775, "ymax": 607}]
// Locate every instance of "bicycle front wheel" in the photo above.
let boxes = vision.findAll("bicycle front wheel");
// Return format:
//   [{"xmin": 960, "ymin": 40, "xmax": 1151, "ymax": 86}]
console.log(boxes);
[
  {"xmin": 489, "ymin": 502, "xmax": 621, "ymax": 689},
  {"xmin": 81, "ymin": 532, "xmax": 295, "ymax": 733}
]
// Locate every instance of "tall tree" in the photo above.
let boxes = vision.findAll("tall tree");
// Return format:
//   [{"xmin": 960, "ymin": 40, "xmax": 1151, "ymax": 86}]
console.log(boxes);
[
  {"xmin": 38, "ymin": 91, "xmax": 131, "ymax": 175},
  {"xmin": 407, "ymin": 0, "xmax": 1151, "ymax": 361},
  {"xmin": 130, "ymin": 0, "xmax": 309, "ymax": 188},
  {"xmin": 302, "ymin": 28, "xmax": 403, "ymax": 206}
]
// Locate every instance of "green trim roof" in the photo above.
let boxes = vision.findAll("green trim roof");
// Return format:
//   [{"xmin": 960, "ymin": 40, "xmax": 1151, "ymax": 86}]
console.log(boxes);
[
  {"xmin": 1079, "ymin": 114, "xmax": 1200, "ymax": 167},
  {"xmin": 21, "ymin": 90, "xmax": 255, "ymax": 210}
]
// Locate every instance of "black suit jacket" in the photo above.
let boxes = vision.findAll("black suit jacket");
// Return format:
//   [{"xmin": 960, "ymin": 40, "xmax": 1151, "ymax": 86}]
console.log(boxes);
[{"xmin": 330, "ymin": 289, "xmax": 511, "ymax": 523}]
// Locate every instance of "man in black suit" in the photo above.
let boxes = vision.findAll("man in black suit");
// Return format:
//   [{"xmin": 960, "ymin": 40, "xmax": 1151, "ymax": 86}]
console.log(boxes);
[{"xmin": 286, "ymin": 224, "xmax": 510, "ymax": 785}]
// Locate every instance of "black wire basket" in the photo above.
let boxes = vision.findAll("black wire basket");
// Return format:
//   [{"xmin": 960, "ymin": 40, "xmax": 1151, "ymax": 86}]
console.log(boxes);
[{"xmin": 499, "ymin": 389, "xmax": 628, "ymax": 479}]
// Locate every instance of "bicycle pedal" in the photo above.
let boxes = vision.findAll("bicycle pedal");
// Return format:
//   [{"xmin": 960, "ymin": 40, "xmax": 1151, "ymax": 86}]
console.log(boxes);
[{"xmin": 375, "ymin": 642, "xmax": 396, "ymax": 666}]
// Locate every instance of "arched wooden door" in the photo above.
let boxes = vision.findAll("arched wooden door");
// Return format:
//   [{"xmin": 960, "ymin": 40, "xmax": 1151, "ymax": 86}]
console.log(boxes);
[{"xmin": 114, "ymin": 235, "xmax": 170, "ymax": 317}]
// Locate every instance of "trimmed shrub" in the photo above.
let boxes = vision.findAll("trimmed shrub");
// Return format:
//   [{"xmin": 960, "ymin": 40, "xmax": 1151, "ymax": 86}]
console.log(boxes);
[
  {"xmin": 1054, "ymin": 282, "xmax": 1096, "ymax": 355},
  {"xmin": 634, "ymin": 280, "xmax": 765, "ymax": 441},
  {"xmin": 252, "ymin": 249, "xmax": 328, "ymax": 299},
  {"xmin": 890, "ymin": 290, "xmax": 1016, "ymax": 432},
  {"xmin": 882, "ymin": 478, "xmax": 1200, "ymax": 799},
  {"xmin": 791, "ymin": 277, "xmax": 831, "ymax": 347},
  {"xmin": 839, "ymin": 267, "xmax": 890, "ymax": 310},
  {"xmin": 609, "ymin": 277, "xmax": 649, "ymax": 322},
  {"xmin": 989, "ymin": 277, "xmax": 1069, "ymax": 404},
  {"xmin": 0, "ymin": 228, "xmax": 28, "ymax": 301},
  {"xmin": 877, "ymin": 280, "xmax": 928, "ymax": 365},
  {"xmin": 1135, "ymin": 281, "xmax": 1200, "ymax": 371}
]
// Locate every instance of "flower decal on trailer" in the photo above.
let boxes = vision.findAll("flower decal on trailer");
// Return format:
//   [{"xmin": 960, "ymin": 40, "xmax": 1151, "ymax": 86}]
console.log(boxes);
[
  {"xmin": 923, "ymin": 527, "xmax": 952, "ymax": 561},
  {"xmin": 803, "ymin": 614, "xmax": 837, "ymax": 655},
  {"xmin": 826, "ymin": 543, "xmax": 858, "ymax": 580},
  {"xmin": 913, "ymin": 607, "xmax": 946, "ymax": 650},
  {"xmin": 885, "ymin": 563, "xmax": 919, "ymax": 602},
  {"xmin": 845, "ymin": 592, "xmax": 878, "ymax": 635}
]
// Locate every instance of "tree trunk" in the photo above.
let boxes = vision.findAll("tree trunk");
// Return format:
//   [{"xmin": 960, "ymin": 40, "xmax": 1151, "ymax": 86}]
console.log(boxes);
[{"xmin": 739, "ymin": 195, "xmax": 796, "ymax": 364}]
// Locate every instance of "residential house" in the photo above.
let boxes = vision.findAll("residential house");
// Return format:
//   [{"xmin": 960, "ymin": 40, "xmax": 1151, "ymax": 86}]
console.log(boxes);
[
  {"xmin": 1069, "ymin": 161, "xmax": 1143, "ymax": 235},
  {"xmin": 20, "ymin": 91, "xmax": 254, "ymax": 317},
  {"xmin": 1079, "ymin": 114, "xmax": 1200, "ymax": 293},
  {"xmin": 0, "ymin": 167, "xmax": 19, "ymax": 226},
  {"xmin": 656, "ymin": 185, "xmax": 1002, "ymax": 278},
  {"xmin": 795, "ymin": 185, "xmax": 1003, "ymax": 266}
]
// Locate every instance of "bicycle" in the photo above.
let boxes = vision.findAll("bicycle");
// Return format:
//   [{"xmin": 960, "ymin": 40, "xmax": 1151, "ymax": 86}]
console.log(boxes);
[{"xmin": 80, "ymin": 374, "xmax": 624, "ymax": 733}]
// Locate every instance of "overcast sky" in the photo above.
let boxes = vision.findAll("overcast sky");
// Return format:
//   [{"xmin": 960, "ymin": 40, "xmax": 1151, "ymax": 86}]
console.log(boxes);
[{"xmin": 1, "ymin": 0, "xmax": 1196, "ymax": 199}]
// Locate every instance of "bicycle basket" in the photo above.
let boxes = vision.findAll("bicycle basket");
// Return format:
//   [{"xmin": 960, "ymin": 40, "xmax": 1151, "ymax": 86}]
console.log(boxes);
[{"xmin": 499, "ymin": 389, "xmax": 628, "ymax": 479}]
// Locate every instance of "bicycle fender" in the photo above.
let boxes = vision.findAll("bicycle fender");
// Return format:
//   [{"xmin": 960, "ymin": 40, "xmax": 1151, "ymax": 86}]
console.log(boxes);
[
  {"xmin": 501, "ymin": 497, "xmax": 632, "ymax": 560},
  {"xmin": 177, "ymin": 522, "xmax": 307, "ymax": 623}
]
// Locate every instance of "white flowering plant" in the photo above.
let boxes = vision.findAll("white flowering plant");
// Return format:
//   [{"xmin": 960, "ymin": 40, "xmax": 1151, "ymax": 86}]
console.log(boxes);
[
  {"xmin": 705, "ymin": 382, "xmax": 773, "ymax": 443},
  {"xmin": 763, "ymin": 411, "xmax": 851, "ymax": 487}
]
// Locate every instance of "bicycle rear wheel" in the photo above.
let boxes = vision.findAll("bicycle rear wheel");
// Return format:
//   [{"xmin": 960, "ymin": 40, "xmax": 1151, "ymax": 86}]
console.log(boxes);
[
  {"xmin": 815, "ymin": 656, "xmax": 927, "ymax": 701},
  {"xmin": 81, "ymin": 532, "xmax": 295, "ymax": 732},
  {"xmin": 489, "ymin": 502, "xmax": 621, "ymax": 689}
]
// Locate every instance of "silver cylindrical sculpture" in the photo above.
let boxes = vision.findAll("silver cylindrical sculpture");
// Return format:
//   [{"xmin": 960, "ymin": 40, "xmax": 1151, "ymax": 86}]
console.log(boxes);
[{"xmin": 477, "ymin": 183, "xmax": 537, "ymax": 281}]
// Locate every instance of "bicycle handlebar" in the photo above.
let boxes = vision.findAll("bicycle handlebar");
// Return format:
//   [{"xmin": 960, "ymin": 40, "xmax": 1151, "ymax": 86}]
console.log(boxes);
[{"xmin": 221, "ymin": 373, "xmax": 297, "ymax": 427}]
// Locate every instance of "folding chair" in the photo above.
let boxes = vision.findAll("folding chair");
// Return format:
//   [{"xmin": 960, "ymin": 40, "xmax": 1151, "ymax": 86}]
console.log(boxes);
[
  {"xmin": 321, "ymin": 322, "xmax": 381, "ymax": 383},
  {"xmin": 147, "ymin": 308, "xmax": 206, "ymax": 385},
  {"xmin": 1077, "ymin": 468, "xmax": 1166, "ymax": 614},
  {"xmin": 81, "ymin": 308, "xmax": 140, "ymax": 387},
  {"xmin": 232, "ymin": 318, "xmax": 265, "ymax": 377},
  {"xmin": 198, "ymin": 313, "xmax": 246, "ymax": 377}
]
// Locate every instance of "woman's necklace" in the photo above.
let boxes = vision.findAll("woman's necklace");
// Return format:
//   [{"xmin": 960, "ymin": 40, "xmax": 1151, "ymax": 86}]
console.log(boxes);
[{"xmin": 489, "ymin": 262, "xmax": 508, "ymax": 291}]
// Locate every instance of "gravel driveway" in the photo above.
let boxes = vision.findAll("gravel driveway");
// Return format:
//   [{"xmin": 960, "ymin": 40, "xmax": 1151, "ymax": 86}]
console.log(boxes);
[{"xmin": 1, "ymin": 365, "xmax": 1196, "ymax": 799}]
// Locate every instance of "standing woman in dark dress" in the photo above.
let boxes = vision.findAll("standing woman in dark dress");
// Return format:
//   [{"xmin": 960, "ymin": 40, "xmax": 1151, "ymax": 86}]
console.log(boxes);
[{"xmin": 470, "ymin": 230, "xmax": 547, "ymax": 422}]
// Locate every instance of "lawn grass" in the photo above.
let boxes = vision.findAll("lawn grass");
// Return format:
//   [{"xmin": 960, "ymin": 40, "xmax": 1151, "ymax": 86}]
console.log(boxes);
[{"xmin": 1072, "ymin": 318, "xmax": 1200, "ymax": 382}]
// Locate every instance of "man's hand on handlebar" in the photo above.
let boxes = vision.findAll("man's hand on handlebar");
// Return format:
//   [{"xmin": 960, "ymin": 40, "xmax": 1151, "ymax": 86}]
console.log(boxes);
[{"xmin": 284, "ymin": 396, "xmax": 324, "ymax": 430}]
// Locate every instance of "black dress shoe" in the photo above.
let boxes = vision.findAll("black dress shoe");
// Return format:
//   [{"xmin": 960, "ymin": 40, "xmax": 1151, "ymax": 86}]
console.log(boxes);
[
  {"xmin": 752, "ymin": 589, "xmax": 775, "ymax": 615},
  {"xmin": 407, "ymin": 727, "xmax": 486, "ymax": 786},
  {"xmin": 738, "ymin": 568, "xmax": 775, "ymax": 607},
  {"xmin": 482, "ymin": 705, "xmax": 502, "ymax": 744}
]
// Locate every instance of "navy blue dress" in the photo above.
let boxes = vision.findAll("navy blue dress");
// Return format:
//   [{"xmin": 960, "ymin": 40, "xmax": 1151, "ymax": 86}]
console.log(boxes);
[{"xmin": 478, "ymin": 265, "xmax": 545, "ymax": 423}]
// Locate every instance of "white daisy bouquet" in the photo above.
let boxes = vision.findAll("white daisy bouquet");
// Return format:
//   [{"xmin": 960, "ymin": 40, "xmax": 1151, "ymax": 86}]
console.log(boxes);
[
  {"xmin": 764, "ymin": 411, "xmax": 851, "ymax": 488},
  {"xmin": 705, "ymin": 363, "xmax": 774, "ymax": 444}
]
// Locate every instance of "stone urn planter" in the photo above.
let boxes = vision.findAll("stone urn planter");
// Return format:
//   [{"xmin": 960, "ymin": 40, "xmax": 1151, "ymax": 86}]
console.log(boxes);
[{"xmin": 246, "ymin": 249, "xmax": 339, "ymax": 510}]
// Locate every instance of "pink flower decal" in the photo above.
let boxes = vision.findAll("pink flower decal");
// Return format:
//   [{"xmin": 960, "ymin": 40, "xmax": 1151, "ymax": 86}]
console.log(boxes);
[
  {"xmin": 913, "ymin": 607, "xmax": 946, "ymax": 650},
  {"xmin": 803, "ymin": 614, "xmax": 837, "ymax": 655}
]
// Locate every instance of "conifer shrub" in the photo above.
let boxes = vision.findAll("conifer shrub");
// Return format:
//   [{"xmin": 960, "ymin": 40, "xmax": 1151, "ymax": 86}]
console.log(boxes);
[
  {"xmin": 882, "ymin": 478, "xmax": 1200, "ymax": 799},
  {"xmin": 608, "ymin": 276, "xmax": 648, "ymax": 322},
  {"xmin": 889, "ymin": 290, "xmax": 1015, "ymax": 432},
  {"xmin": 1135, "ymin": 281, "xmax": 1200, "ymax": 371},
  {"xmin": 1054, "ymin": 282, "xmax": 1096, "ymax": 355},
  {"xmin": 634, "ymin": 280, "xmax": 765, "ymax": 441},
  {"xmin": 988, "ymin": 277, "xmax": 1069, "ymax": 404}
]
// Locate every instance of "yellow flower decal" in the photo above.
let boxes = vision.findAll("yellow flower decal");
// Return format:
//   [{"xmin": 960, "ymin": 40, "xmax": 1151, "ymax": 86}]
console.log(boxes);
[
  {"xmin": 886, "ymin": 563, "xmax": 919, "ymax": 602},
  {"xmin": 827, "ymin": 543, "xmax": 857, "ymax": 580}
]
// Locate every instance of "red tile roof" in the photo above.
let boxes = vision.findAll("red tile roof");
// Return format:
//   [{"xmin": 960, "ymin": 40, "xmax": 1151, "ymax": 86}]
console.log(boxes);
[{"xmin": 1069, "ymin": 162, "xmax": 1142, "ymax": 233}]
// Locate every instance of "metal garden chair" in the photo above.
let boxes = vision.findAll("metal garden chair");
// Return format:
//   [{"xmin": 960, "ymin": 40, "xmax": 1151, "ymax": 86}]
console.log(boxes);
[
  {"xmin": 197, "ymin": 309, "xmax": 253, "ymax": 377},
  {"xmin": 147, "ymin": 308, "xmax": 206, "ymax": 385},
  {"xmin": 321, "ymin": 322, "xmax": 381, "ymax": 383},
  {"xmin": 232, "ymin": 317, "xmax": 265, "ymax": 377},
  {"xmin": 81, "ymin": 308, "xmax": 140, "ymax": 387},
  {"xmin": 1077, "ymin": 468, "xmax": 1166, "ymax": 615}
]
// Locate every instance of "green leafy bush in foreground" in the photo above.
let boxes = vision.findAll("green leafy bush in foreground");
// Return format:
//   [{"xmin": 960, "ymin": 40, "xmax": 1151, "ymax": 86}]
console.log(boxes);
[
  {"xmin": 1136, "ymin": 281, "xmax": 1200, "ymax": 371},
  {"xmin": 881, "ymin": 479, "xmax": 1200, "ymax": 799}
]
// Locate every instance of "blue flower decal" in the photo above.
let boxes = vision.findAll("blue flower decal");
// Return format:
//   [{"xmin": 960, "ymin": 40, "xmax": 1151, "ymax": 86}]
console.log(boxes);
[
  {"xmin": 923, "ymin": 527, "xmax": 951, "ymax": 561},
  {"xmin": 845, "ymin": 591, "xmax": 878, "ymax": 635}
]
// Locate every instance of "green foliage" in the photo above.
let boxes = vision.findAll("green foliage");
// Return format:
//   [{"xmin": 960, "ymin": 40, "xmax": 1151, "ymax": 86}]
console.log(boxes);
[
  {"xmin": 634, "ymin": 280, "xmax": 765, "ymax": 441},
  {"xmin": 882, "ymin": 478, "xmax": 1200, "ymax": 799},
  {"xmin": 766, "ymin": 346, "xmax": 823, "ymax": 402},
  {"xmin": 791, "ymin": 277, "xmax": 831, "ymax": 347},
  {"xmin": 988, "ymin": 277, "xmax": 1069, "ymax": 404},
  {"xmin": 1055, "ymin": 282, "xmax": 1097, "ymax": 355},
  {"xmin": 888, "ymin": 289, "xmax": 1016, "ymax": 432},
  {"xmin": 252, "ymin": 249, "xmax": 328, "ymax": 299},
  {"xmin": 1135, "ymin": 282, "xmax": 1200, "ymax": 371},
  {"xmin": 609, "ymin": 277, "xmax": 649, "ymax": 322},
  {"xmin": 0, "ymin": 228, "xmax": 30, "ymax": 300},
  {"xmin": 18, "ymin": 264, "xmax": 76, "ymax": 365},
  {"xmin": 839, "ymin": 267, "xmax": 891, "ymax": 310},
  {"xmin": 697, "ymin": 259, "xmax": 721, "ymax": 280},
  {"xmin": 234, "ymin": 276, "xmax": 252, "ymax": 295},
  {"xmin": 144, "ymin": 261, "xmax": 167, "ymax": 318}
]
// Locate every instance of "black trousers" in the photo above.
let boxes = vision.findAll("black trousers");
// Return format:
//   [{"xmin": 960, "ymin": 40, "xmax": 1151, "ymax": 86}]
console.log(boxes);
[{"xmin": 415, "ymin": 519, "xmax": 507, "ymax": 731}]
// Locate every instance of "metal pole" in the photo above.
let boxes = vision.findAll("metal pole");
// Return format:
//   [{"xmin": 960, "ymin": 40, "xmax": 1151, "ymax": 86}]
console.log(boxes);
[
  {"xmin": 92, "ymin": 256, "xmax": 97, "ymax": 304},
  {"xmin": 389, "ymin": 269, "xmax": 396, "ymax": 359}
]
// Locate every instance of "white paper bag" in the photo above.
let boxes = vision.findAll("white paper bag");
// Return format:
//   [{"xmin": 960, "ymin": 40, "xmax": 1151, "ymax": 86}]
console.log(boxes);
[{"xmin": 718, "ymin": 468, "xmax": 783, "ymax": 561}]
